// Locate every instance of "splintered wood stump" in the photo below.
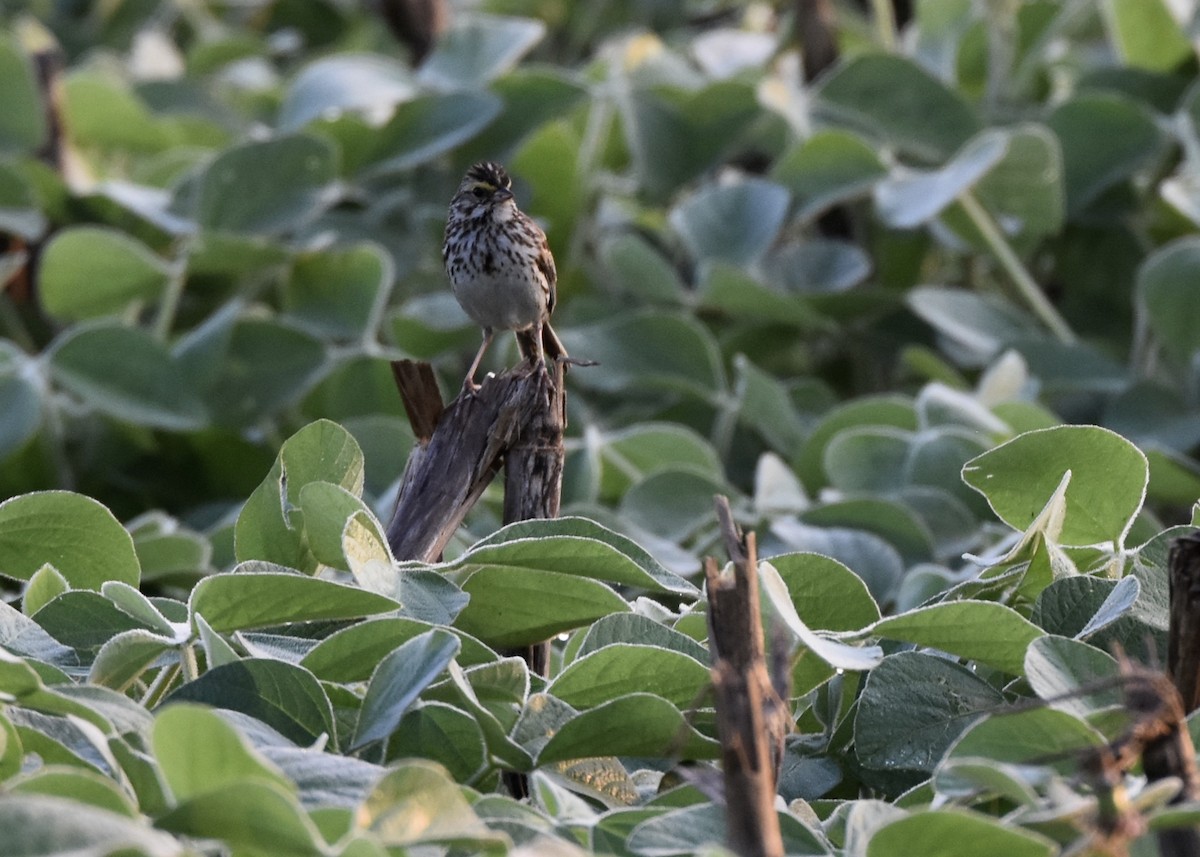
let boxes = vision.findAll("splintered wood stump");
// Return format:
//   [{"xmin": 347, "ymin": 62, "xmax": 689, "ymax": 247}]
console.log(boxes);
[
  {"xmin": 386, "ymin": 358, "xmax": 566, "ymax": 799},
  {"xmin": 704, "ymin": 496, "xmax": 789, "ymax": 857}
]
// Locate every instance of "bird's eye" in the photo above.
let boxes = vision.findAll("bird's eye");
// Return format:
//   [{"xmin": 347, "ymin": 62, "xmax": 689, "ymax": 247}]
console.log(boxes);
[{"xmin": 471, "ymin": 187, "xmax": 488, "ymax": 199}]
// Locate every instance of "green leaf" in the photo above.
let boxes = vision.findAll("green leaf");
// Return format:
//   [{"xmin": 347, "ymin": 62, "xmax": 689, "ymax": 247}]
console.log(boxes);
[
  {"xmin": 302, "ymin": 618, "xmax": 494, "ymax": 682},
  {"xmin": 0, "ymin": 161, "xmax": 46, "ymax": 239},
  {"xmin": 350, "ymin": 629, "xmax": 460, "ymax": 749},
  {"xmin": 88, "ymin": 629, "xmax": 175, "ymax": 691},
  {"xmin": 598, "ymin": 233, "xmax": 686, "ymax": 305},
  {"xmin": 962, "ymin": 425, "xmax": 1148, "ymax": 546},
  {"xmin": 0, "ymin": 36, "xmax": 47, "ymax": 152},
  {"xmin": 867, "ymin": 601, "xmax": 1044, "ymax": 675},
  {"xmin": 9, "ymin": 765, "xmax": 138, "ymax": 816},
  {"xmin": 574, "ymin": 613, "xmax": 709, "ymax": 663},
  {"xmin": 815, "ymin": 53, "xmax": 979, "ymax": 162},
  {"xmin": 769, "ymin": 552, "xmax": 881, "ymax": 631},
  {"xmin": 547, "ymin": 644, "xmax": 709, "ymax": 709},
  {"xmin": 283, "ymin": 243, "xmax": 392, "ymax": 340},
  {"xmin": 1100, "ymin": 0, "xmax": 1191, "ymax": 73},
  {"xmin": 560, "ymin": 311, "xmax": 725, "ymax": 398},
  {"xmin": 539, "ymin": 693, "xmax": 718, "ymax": 764},
  {"xmin": 771, "ymin": 129, "xmax": 887, "ymax": 219},
  {"xmin": 279, "ymin": 53, "xmax": 415, "ymax": 131},
  {"xmin": 296, "ymin": 481, "xmax": 384, "ymax": 572},
  {"xmin": 452, "ymin": 517, "xmax": 698, "ymax": 596},
  {"xmin": 669, "ymin": 179, "xmax": 790, "ymax": 267},
  {"xmin": 195, "ymin": 134, "xmax": 337, "ymax": 235},
  {"xmin": 361, "ymin": 92, "xmax": 502, "ymax": 175},
  {"xmin": 1138, "ymin": 236, "xmax": 1200, "ymax": 362},
  {"xmin": 1032, "ymin": 574, "xmax": 1141, "ymax": 639},
  {"xmin": 947, "ymin": 706, "xmax": 1103, "ymax": 764},
  {"xmin": 453, "ymin": 567, "xmax": 629, "ymax": 649},
  {"xmin": 874, "ymin": 130, "xmax": 1009, "ymax": 228},
  {"xmin": 39, "ymin": 227, "xmax": 171, "ymax": 321},
  {"xmin": 235, "ymin": 420, "xmax": 364, "ymax": 571},
  {"xmin": 388, "ymin": 702, "xmax": 486, "ymax": 782},
  {"xmin": 969, "ymin": 124, "xmax": 1064, "ymax": 245},
  {"xmin": 0, "ymin": 795, "xmax": 182, "ymax": 856},
  {"xmin": 153, "ymin": 704, "xmax": 292, "ymax": 800},
  {"xmin": 49, "ymin": 324, "xmax": 208, "ymax": 430},
  {"xmin": 418, "ymin": 13, "xmax": 545, "ymax": 89},
  {"xmin": 190, "ymin": 566, "xmax": 399, "ymax": 631},
  {"xmin": 64, "ymin": 71, "xmax": 169, "ymax": 151},
  {"xmin": 0, "ymin": 491, "xmax": 139, "ymax": 588},
  {"xmin": 359, "ymin": 760, "xmax": 494, "ymax": 845},
  {"xmin": 867, "ymin": 809, "xmax": 1055, "ymax": 857},
  {"xmin": 158, "ymin": 780, "xmax": 326, "ymax": 856},
  {"xmin": 594, "ymin": 424, "xmax": 722, "ymax": 502},
  {"xmin": 907, "ymin": 287, "xmax": 1038, "ymax": 364},
  {"xmin": 855, "ymin": 651, "xmax": 1005, "ymax": 772},
  {"xmin": 0, "ymin": 371, "xmax": 40, "ymax": 461},
  {"xmin": 22, "ymin": 564, "xmax": 68, "ymax": 617},
  {"xmin": 1045, "ymin": 93, "xmax": 1163, "ymax": 215},
  {"xmin": 33, "ymin": 590, "xmax": 156, "ymax": 652},
  {"xmin": 1024, "ymin": 635, "xmax": 1121, "ymax": 717},
  {"xmin": 166, "ymin": 658, "xmax": 335, "ymax": 747}
]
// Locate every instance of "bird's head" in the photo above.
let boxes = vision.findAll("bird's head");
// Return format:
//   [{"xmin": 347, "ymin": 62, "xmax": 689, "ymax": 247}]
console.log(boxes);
[{"xmin": 450, "ymin": 161, "xmax": 516, "ymax": 220}]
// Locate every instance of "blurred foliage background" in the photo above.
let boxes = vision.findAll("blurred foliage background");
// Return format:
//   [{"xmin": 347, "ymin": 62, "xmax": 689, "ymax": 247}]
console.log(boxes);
[{"xmin": 3, "ymin": 1, "xmax": 1200, "ymax": 852}]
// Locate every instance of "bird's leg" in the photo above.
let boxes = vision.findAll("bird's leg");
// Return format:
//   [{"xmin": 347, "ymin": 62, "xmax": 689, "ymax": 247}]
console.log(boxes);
[{"xmin": 463, "ymin": 328, "xmax": 494, "ymax": 393}]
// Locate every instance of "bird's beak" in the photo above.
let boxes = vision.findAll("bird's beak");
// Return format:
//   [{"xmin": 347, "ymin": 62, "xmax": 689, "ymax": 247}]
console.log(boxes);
[{"xmin": 494, "ymin": 188, "xmax": 514, "ymax": 203}]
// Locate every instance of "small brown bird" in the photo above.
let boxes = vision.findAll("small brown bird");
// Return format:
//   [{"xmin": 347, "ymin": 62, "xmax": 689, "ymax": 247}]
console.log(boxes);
[{"xmin": 442, "ymin": 162, "xmax": 567, "ymax": 390}]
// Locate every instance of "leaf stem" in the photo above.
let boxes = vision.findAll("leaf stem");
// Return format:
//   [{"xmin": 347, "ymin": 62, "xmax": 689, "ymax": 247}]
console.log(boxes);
[
  {"xmin": 140, "ymin": 662, "xmax": 180, "ymax": 708},
  {"xmin": 869, "ymin": 0, "xmax": 898, "ymax": 51},
  {"xmin": 959, "ymin": 191, "xmax": 1076, "ymax": 344},
  {"xmin": 152, "ymin": 258, "xmax": 187, "ymax": 343}
]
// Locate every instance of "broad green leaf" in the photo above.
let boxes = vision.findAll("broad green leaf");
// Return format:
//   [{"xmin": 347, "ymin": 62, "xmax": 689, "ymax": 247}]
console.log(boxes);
[
  {"xmin": 547, "ymin": 644, "xmax": 708, "ymax": 709},
  {"xmin": 9, "ymin": 765, "xmax": 137, "ymax": 816},
  {"xmin": 165, "ymin": 659, "xmax": 334, "ymax": 747},
  {"xmin": 696, "ymin": 262, "xmax": 827, "ymax": 329},
  {"xmin": 0, "ymin": 372, "xmax": 40, "ymax": 461},
  {"xmin": 158, "ymin": 780, "xmax": 325, "ymax": 856},
  {"xmin": 770, "ymin": 518, "xmax": 906, "ymax": 604},
  {"xmin": 797, "ymin": 395, "xmax": 917, "ymax": 490},
  {"xmin": 388, "ymin": 702, "xmax": 487, "ymax": 782},
  {"xmin": 0, "ymin": 598, "xmax": 77, "ymax": 665},
  {"xmin": 101, "ymin": 580, "xmax": 175, "ymax": 636},
  {"xmin": 302, "ymin": 618, "xmax": 493, "ymax": 683},
  {"xmin": 594, "ymin": 423, "xmax": 722, "ymax": 502},
  {"xmin": 350, "ymin": 630, "xmax": 460, "ymax": 749},
  {"xmin": 49, "ymin": 324, "xmax": 207, "ymax": 430},
  {"xmin": 574, "ymin": 613, "xmax": 709, "ymax": 663},
  {"xmin": 874, "ymin": 130, "xmax": 1009, "ymax": 228},
  {"xmin": 867, "ymin": 601, "xmax": 1044, "ymax": 675},
  {"xmin": 1031, "ymin": 574, "xmax": 1141, "ymax": 639},
  {"xmin": 361, "ymin": 92, "xmax": 502, "ymax": 176},
  {"xmin": 33, "ymin": 590, "xmax": 157, "ymax": 652},
  {"xmin": 452, "ymin": 517, "xmax": 698, "ymax": 596},
  {"xmin": 0, "ymin": 36, "xmax": 46, "ymax": 152},
  {"xmin": 760, "ymin": 560, "xmax": 883, "ymax": 671},
  {"xmin": 1023, "ymin": 635, "xmax": 1120, "ymax": 717},
  {"xmin": 0, "ymin": 795, "xmax": 182, "ymax": 856},
  {"xmin": 868, "ymin": 809, "xmax": 1055, "ymax": 857},
  {"xmin": 815, "ymin": 53, "xmax": 979, "ymax": 162},
  {"xmin": 22, "ymin": 564, "xmax": 68, "ymax": 617},
  {"xmin": 296, "ymin": 481, "xmax": 380, "ymax": 571},
  {"xmin": 855, "ymin": 652, "xmax": 1005, "ymax": 772},
  {"xmin": 0, "ymin": 491, "xmax": 139, "ymax": 588},
  {"xmin": 195, "ymin": 134, "xmax": 336, "ymax": 235},
  {"xmin": 153, "ymin": 704, "xmax": 292, "ymax": 801},
  {"xmin": 279, "ymin": 53, "xmax": 415, "ymax": 130},
  {"xmin": 418, "ymin": 13, "xmax": 545, "ymax": 88},
  {"xmin": 962, "ymin": 425, "xmax": 1148, "ymax": 546},
  {"xmin": 771, "ymin": 129, "xmax": 887, "ymax": 219},
  {"xmin": 763, "ymin": 238, "xmax": 872, "ymax": 293},
  {"xmin": 39, "ymin": 227, "xmax": 170, "ymax": 321},
  {"xmin": 538, "ymin": 693, "xmax": 718, "ymax": 764},
  {"xmin": 64, "ymin": 71, "xmax": 169, "ymax": 151},
  {"xmin": 801, "ymin": 500, "xmax": 935, "ymax": 566},
  {"xmin": 235, "ymin": 420, "xmax": 364, "ymax": 570},
  {"xmin": 669, "ymin": 179, "xmax": 789, "ymax": 267},
  {"xmin": 618, "ymin": 469, "xmax": 727, "ymax": 542},
  {"xmin": 283, "ymin": 243, "xmax": 392, "ymax": 340},
  {"xmin": 453, "ymin": 567, "xmax": 629, "ymax": 648},
  {"xmin": 190, "ymin": 567, "xmax": 398, "ymax": 631},
  {"xmin": 1100, "ymin": 0, "xmax": 1191, "ymax": 73},
  {"xmin": 907, "ymin": 287, "xmax": 1038, "ymax": 364},
  {"xmin": 769, "ymin": 552, "xmax": 881, "ymax": 631},
  {"xmin": 359, "ymin": 760, "xmax": 495, "ymax": 845},
  {"xmin": 0, "ymin": 161, "xmax": 46, "ymax": 239},
  {"xmin": 947, "ymin": 706, "xmax": 1103, "ymax": 765},
  {"xmin": 560, "ymin": 311, "xmax": 724, "ymax": 397},
  {"xmin": 599, "ymin": 233, "xmax": 687, "ymax": 304},
  {"xmin": 88, "ymin": 629, "xmax": 175, "ymax": 691},
  {"xmin": 969, "ymin": 124, "xmax": 1064, "ymax": 245},
  {"xmin": 1138, "ymin": 237, "xmax": 1200, "ymax": 362},
  {"xmin": 1046, "ymin": 93, "xmax": 1163, "ymax": 215},
  {"xmin": 621, "ymin": 81, "xmax": 760, "ymax": 198},
  {"xmin": 201, "ymin": 318, "xmax": 327, "ymax": 428}
]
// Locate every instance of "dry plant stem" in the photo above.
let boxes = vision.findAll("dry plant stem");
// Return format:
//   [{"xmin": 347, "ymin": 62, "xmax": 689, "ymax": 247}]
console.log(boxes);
[
  {"xmin": 386, "ymin": 360, "xmax": 552, "ymax": 562},
  {"xmin": 1168, "ymin": 533, "xmax": 1200, "ymax": 713},
  {"xmin": 958, "ymin": 190, "xmax": 1077, "ymax": 345},
  {"xmin": 705, "ymin": 496, "xmax": 786, "ymax": 857}
]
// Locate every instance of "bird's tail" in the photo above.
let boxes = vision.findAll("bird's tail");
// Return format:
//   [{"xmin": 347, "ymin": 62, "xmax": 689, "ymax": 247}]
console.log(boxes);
[{"xmin": 516, "ymin": 322, "xmax": 567, "ymax": 366}]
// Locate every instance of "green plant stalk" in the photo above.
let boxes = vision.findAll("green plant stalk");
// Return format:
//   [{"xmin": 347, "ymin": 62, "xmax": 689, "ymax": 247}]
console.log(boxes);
[
  {"xmin": 152, "ymin": 259, "xmax": 188, "ymax": 342},
  {"xmin": 869, "ymin": 0, "xmax": 898, "ymax": 51},
  {"xmin": 959, "ymin": 191, "xmax": 1076, "ymax": 344},
  {"xmin": 140, "ymin": 662, "xmax": 180, "ymax": 708}
]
